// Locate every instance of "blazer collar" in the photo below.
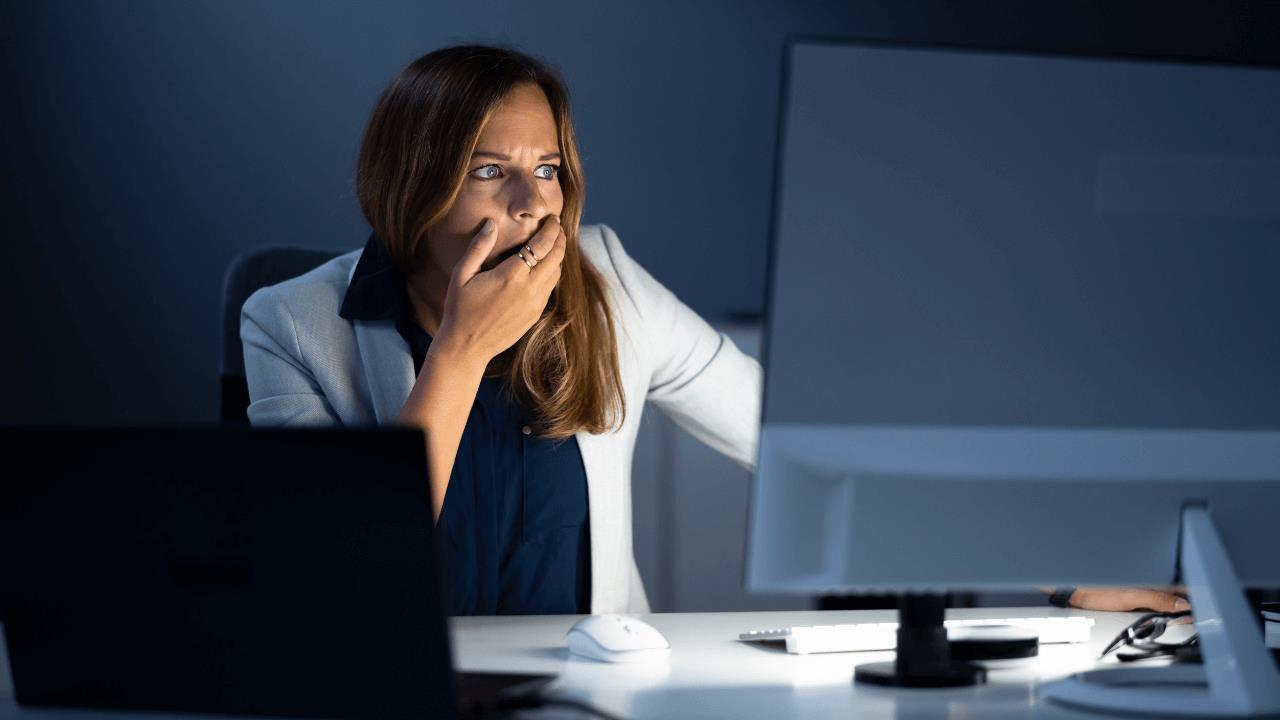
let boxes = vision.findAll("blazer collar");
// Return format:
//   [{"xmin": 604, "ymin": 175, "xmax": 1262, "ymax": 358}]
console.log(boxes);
[
  {"xmin": 343, "ymin": 234, "xmax": 415, "ymax": 424},
  {"xmin": 339, "ymin": 232, "xmax": 408, "ymax": 322}
]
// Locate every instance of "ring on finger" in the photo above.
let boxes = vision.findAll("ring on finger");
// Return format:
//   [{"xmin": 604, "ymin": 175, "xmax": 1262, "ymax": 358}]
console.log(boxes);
[
  {"xmin": 516, "ymin": 250, "xmax": 536, "ymax": 269},
  {"xmin": 523, "ymin": 244, "xmax": 539, "ymax": 262}
]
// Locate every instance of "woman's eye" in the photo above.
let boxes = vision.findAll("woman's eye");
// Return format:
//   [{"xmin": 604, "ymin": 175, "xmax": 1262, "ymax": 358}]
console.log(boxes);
[{"xmin": 470, "ymin": 164, "xmax": 560, "ymax": 181}]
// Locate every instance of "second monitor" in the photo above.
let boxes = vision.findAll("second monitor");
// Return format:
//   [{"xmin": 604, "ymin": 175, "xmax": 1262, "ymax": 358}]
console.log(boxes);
[{"xmin": 746, "ymin": 38, "xmax": 1280, "ymax": 713}]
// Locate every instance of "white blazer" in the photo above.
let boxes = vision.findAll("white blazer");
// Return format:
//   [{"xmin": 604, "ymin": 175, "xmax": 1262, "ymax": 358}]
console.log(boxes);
[{"xmin": 240, "ymin": 223, "xmax": 763, "ymax": 613}]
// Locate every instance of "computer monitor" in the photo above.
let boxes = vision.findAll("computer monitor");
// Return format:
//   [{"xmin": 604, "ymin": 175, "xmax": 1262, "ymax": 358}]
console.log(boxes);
[
  {"xmin": 0, "ymin": 426, "xmax": 460, "ymax": 720},
  {"xmin": 746, "ymin": 38, "xmax": 1280, "ymax": 715}
]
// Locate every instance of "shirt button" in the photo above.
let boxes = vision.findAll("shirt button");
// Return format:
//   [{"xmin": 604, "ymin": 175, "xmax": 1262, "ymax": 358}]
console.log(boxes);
[{"xmin": 521, "ymin": 425, "xmax": 532, "ymax": 436}]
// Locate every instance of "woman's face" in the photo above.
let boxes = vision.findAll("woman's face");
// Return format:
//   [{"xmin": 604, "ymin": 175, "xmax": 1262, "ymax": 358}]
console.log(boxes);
[{"xmin": 421, "ymin": 82, "xmax": 565, "ymax": 278}]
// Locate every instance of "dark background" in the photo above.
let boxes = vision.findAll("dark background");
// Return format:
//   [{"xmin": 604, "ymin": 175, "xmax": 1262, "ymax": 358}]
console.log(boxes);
[{"xmin": 3, "ymin": 0, "xmax": 1278, "ymax": 425}]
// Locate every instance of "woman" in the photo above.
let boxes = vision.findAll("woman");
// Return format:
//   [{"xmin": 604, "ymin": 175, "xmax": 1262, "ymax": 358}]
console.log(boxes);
[
  {"xmin": 241, "ymin": 44, "xmax": 758, "ymax": 616},
  {"xmin": 241, "ymin": 44, "xmax": 1185, "ymax": 618}
]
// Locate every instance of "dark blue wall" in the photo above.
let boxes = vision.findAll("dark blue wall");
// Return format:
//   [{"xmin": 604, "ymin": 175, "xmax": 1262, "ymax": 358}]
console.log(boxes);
[{"xmin": 2, "ymin": 0, "xmax": 1277, "ymax": 423}]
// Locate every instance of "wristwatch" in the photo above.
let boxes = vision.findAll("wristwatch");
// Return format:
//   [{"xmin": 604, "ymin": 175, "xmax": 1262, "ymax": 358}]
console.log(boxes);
[{"xmin": 1048, "ymin": 587, "xmax": 1076, "ymax": 608}]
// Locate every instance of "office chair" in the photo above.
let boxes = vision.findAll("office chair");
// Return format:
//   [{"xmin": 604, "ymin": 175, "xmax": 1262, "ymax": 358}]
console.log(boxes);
[{"xmin": 220, "ymin": 246, "xmax": 343, "ymax": 425}]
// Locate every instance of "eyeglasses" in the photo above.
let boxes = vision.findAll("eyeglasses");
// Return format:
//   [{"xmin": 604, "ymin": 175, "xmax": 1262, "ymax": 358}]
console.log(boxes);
[{"xmin": 1100, "ymin": 610, "xmax": 1198, "ymax": 662}]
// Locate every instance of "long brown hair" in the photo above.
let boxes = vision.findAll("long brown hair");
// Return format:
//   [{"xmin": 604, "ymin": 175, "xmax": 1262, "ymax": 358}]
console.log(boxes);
[{"xmin": 356, "ymin": 44, "xmax": 625, "ymax": 438}]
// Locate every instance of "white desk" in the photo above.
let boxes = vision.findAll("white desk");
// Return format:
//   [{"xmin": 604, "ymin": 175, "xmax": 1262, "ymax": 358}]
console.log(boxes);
[
  {"xmin": 450, "ymin": 606, "xmax": 1156, "ymax": 718},
  {"xmin": 1, "ymin": 608, "xmax": 1157, "ymax": 719}
]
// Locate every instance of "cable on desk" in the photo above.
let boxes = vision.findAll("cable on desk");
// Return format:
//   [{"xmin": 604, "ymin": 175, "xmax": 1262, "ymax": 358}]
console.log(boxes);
[{"xmin": 1100, "ymin": 609, "xmax": 1196, "ymax": 662}]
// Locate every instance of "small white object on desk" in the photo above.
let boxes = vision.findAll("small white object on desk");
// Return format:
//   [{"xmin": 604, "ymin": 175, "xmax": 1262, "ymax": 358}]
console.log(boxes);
[
  {"xmin": 739, "ymin": 615, "xmax": 1094, "ymax": 654},
  {"xmin": 567, "ymin": 614, "xmax": 672, "ymax": 663}
]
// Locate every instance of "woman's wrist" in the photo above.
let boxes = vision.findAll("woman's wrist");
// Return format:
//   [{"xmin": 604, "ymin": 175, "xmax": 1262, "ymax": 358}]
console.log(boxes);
[
  {"xmin": 1048, "ymin": 587, "xmax": 1077, "ymax": 608},
  {"xmin": 396, "ymin": 336, "xmax": 488, "ymax": 428},
  {"xmin": 426, "ymin": 327, "xmax": 491, "ymax": 372}
]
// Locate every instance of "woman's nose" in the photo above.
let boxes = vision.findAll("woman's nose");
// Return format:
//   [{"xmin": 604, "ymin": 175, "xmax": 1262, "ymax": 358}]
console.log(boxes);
[{"xmin": 508, "ymin": 170, "xmax": 550, "ymax": 219}]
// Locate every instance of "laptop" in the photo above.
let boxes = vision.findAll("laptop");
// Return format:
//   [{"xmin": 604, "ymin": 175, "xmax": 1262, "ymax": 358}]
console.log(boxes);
[{"xmin": 0, "ymin": 425, "xmax": 551, "ymax": 720}]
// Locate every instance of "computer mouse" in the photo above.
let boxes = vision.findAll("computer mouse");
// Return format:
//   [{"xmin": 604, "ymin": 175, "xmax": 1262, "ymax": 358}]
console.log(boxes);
[{"xmin": 566, "ymin": 614, "xmax": 671, "ymax": 663}]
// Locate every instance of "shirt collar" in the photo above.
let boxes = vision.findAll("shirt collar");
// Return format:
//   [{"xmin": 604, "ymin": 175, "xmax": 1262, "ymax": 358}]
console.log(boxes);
[{"xmin": 338, "ymin": 232, "xmax": 410, "ymax": 322}]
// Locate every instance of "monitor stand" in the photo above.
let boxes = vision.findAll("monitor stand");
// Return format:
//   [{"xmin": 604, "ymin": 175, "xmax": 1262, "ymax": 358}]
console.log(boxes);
[
  {"xmin": 1043, "ymin": 504, "xmax": 1280, "ymax": 717},
  {"xmin": 853, "ymin": 593, "xmax": 986, "ymax": 687}
]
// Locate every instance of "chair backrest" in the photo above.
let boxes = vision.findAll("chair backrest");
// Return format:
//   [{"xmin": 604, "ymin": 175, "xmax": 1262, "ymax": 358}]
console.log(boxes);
[{"xmin": 220, "ymin": 246, "xmax": 344, "ymax": 424}]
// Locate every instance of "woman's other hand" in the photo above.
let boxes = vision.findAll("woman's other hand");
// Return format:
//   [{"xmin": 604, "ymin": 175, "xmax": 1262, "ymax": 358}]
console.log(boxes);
[{"xmin": 1058, "ymin": 586, "xmax": 1191, "ymax": 613}]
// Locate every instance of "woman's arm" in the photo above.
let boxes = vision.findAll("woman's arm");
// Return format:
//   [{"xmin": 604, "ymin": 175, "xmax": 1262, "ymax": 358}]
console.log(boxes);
[
  {"xmin": 241, "ymin": 285, "xmax": 344, "ymax": 427},
  {"xmin": 398, "ymin": 216, "xmax": 568, "ymax": 522},
  {"xmin": 393, "ymin": 340, "xmax": 487, "ymax": 524},
  {"xmin": 1039, "ymin": 585, "xmax": 1190, "ymax": 613},
  {"xmin": 597, "ymin": 224, "xmax": 763, "ymax": 472}
]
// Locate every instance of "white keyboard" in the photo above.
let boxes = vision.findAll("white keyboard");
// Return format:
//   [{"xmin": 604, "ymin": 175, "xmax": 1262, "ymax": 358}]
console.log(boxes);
[{"xmin": 739, "ymin": 616, "xmax": 1094, "ymax": 655}]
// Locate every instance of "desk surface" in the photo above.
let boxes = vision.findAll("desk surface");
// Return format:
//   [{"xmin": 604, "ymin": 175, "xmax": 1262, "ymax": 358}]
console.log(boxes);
[
  {"xmin": 451, "ymin": 606, "xmax": 1157, "ymax": 719},
  {"xmin": 2, "ymin": 607, "xmax": 1164, "ymax": 719}
]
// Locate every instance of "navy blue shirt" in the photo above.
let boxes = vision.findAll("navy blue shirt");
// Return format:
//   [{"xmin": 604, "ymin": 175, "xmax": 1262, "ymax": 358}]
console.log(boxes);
[{"xmin": 338, "ymin": 232, "xmax": 591, "ymax": 615}]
